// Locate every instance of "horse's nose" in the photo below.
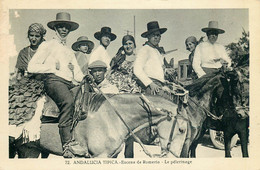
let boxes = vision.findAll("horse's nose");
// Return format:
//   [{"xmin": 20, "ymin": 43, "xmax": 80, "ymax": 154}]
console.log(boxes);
[{"xmin": 179, "ymin": 128, "xmax": 186, "ymax": 133}]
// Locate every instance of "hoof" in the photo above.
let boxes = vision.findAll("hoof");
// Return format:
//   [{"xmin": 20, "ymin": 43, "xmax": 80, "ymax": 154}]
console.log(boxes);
[{"xmin": 63, "ymin": 150, "xmax": 75, "ymax": 158}]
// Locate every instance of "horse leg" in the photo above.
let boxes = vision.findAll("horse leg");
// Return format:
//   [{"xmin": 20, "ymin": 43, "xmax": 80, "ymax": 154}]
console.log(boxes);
[
  {"xmin": 9, "ymin": 136, "xmax": 17, "ymax": 158},
  {"xmin": 189, "ymin": 126, "xmax": 206, "ymax": 158},
  {"xmin": 180, "ymin": 123, "xmax": 192, "ymax": 158},
  {"xmin": 15, "ymin": 139, "xmax": 41, "ymax": 158},
  {"xmin": 224, "ymin": 132, "xmax": 232, "ymax": 158},
  {"xmin": 17, "ymin": 144, "xmax": 41, "ymax": 158},
  {"xmin": 41, "ymin": 151, "xmax": 50, "ymax": 158},
  {"xmin": 124, "ymin": 137, "xmax": 134, "ymax": 158},
  {"xmin": 238, "ymin": 129, "xmax": 249, "ymax": 157}
]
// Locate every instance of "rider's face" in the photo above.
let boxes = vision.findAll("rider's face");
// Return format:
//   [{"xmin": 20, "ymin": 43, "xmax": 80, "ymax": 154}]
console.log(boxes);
[
  {"xmin": 148, "ymin": 31, "xmax": 161, "ymax": 46},
  {"xmin": 186, "ymin": 41, "xmax": 196, "ymax": 52},
  {"xmin": 100, "ymin": 35, "xmax": 111, "ymax": 48},
  {"xmin": 123, "ymin": 40, "xmax": 135, "ymax": 55},
  {"xmin": 207, "ymin": 30, "xmax": 218, "ymax": 44},
  {"xmin": 91, "ymin": 68, "xmax": 106, "ymax": 85},
  {"xmin": 78, "ymin": 43, "xmax": 89, "ymax": 53},
  {"xmin": 28, "ymin": 31, "xmax": 42, "ymax": 47},
  {"xmin": 55, "ymin": 23, "xmax": 71, "ymax": 38}
]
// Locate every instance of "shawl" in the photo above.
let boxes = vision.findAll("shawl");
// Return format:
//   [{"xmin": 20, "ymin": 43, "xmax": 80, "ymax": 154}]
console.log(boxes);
[{"xmin": 15, "ymin": 47, "xmax": 36, "ymax": 73}]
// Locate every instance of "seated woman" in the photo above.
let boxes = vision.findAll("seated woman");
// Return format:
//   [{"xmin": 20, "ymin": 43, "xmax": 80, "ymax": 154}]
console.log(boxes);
[
  {"xmin": 185, "ymin": 36, "xmax": 199, "ymax": 80},
  {"xmin": 108, "ymin": 35, "xmax": 141, "ymax": 93},
  {"xmin": 71, "ymin": 36, "xmax": 94, "ymax": 75},
  {"xmin": 14, "ymin": 23, "xmax": 46, "ymax": 81},
  {"xmin": 9, "ymin": 23, "xmax": 47, "ymax": 151}
]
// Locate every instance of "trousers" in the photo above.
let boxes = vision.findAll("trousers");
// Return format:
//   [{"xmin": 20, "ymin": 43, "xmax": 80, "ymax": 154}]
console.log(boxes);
[{"xmin": 44, "ymin": 74, "xmax": 75, "ymax": 128}]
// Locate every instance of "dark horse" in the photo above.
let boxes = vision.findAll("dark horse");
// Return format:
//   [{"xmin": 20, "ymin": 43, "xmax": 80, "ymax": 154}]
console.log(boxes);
[{"xmin": 186, "ymin": 66, "xmax": 249, "ymax": 158}]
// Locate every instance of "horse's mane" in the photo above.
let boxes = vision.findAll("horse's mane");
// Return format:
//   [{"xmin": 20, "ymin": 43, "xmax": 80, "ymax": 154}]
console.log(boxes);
[
  {"xmin": 86, "ymin": 93, "xmax": 116, "ymax": 112},
  {"xmin": 185, "ymin": 71, "xmax": 223, "ymax": 98}
]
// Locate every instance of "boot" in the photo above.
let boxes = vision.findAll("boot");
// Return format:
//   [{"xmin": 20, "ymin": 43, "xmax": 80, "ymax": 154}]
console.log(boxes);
[
  {"xmin": 59, "ymin": 126, "xmax": 90, "ymax": 158},
  {"xmin": 59, "ymin": 126, "xmax": 72, "ymax": 146}
]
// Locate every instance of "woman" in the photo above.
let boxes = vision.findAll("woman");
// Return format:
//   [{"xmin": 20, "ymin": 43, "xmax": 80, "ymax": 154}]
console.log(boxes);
[
  {"xmin": 185, "ymin": 36, "xmax": 199, "ymax": 80},
  {"xmin": 15, "ymin": 23, "xmax": 46, "ymax": 81},
  {"xmin": 9, "ymin": 23, "xmax": 46, "ymax": 157},
  {"xmin": 71, "ymin": 36, "xmax": 94, "ymax": 74},
  {"xmin": 108, "ymin": 35, "xmax": 141, "ymax": 93},
  {"xmin": 9, "ymin": 23, "xmax": 46, "ymax": 125},
  {"xmin": 108, "ymin": 35, "xmax": 141, "ymax": 158}
]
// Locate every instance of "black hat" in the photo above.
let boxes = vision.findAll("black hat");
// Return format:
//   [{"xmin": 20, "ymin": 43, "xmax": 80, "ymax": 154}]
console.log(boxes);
[
  {"xmin": 94, "ymin": 27, "xmax": 117, "ymax": 41},
  {"xmin": 141, "ymin": 21, "xmax": 167, "ymax": 38}
]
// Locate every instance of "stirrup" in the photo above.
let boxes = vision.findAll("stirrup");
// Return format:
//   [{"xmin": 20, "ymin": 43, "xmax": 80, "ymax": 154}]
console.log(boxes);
[{"xmin": 63, "ymin": 140, "xmax": 91, "ymax": 158}]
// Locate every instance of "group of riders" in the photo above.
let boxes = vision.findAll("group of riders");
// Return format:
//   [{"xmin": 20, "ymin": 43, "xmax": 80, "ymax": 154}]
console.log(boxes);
[{"xmin": 9, "ymin": 12, "xmax": 233, "ymax": 158}]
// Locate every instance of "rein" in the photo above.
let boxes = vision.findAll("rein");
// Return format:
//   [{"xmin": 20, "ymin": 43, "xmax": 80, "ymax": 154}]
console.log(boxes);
[
  {"xmin": 189, "ymin": 97, "xmax": 223, "ymax": 121},
  {"xmin": 71, "ymin": 78, "xmax": 87, "ymax": 131},
  {"xmin": 87, "ymin": 78, "xmax": 154, "ymax": 158}
]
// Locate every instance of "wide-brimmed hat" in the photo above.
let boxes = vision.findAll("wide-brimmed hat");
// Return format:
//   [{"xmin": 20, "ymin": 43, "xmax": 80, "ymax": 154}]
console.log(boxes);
[
  {"xmin": 88, "ymin": 60, "xmax": 107, "ymax": 69},
  {"xmin": 201, "ymin": 21, "xmax": 225, "ymax": 34},
  {"xmin": 72, "ymin": 36, "xmax": 94, "ymax": 54},
  {"xmin": 94, "ymin": 27, "xmax": 117, "ymax": 41},
  {"xmin": 47, "ymin": 12, "xmax": 79, "ymax": 31},
  {"xmin": 141, "ymin": 21, "xmax": 167, "ymax": 38}
]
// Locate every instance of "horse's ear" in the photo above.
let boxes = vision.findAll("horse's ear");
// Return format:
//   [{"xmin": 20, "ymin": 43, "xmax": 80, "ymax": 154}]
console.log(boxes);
[
  {"xmin": 169, "ymin": 58, "xmax": 174, "ymax": 67},
  {"xmin": 164, "ymin": 58, "xmax": 170, "ymax": 67}
]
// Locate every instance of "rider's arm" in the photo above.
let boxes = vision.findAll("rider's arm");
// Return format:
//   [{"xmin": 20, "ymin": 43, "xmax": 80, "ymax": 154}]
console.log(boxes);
[
  {"xmin": 133, "ymin": 47, "xmax": 153, "ymax": 87},
  {"xmin": 71, "ymin": 55, "xmax": 84, "ymax": 82},
  {"xmin": 28, "ymin": 41, "xmax": 56, "ymax": 74},
  {"xmin": 192, "ymin": 45, "xmax": 206, "ymax": 78},
  {"xmin": 219, "ymin": 45, "xmax": 232, "ymax": 67}
]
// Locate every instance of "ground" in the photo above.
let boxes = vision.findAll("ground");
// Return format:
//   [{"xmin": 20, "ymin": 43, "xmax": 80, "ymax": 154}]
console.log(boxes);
[{"xmin": 43, "ymin": 134, "xmax": 246, "ymax": 159}]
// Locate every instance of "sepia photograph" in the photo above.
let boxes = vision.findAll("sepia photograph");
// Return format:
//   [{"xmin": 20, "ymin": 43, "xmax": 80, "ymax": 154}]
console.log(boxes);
[{"xmin": 1, "ymin": 1, "xmax": 259, "ymax": 170}]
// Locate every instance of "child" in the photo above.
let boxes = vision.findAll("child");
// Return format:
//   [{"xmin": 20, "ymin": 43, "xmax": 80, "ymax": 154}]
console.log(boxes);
[{"xmin": 72, "ymin": 36, "xmax": 94, "ymax": 74}]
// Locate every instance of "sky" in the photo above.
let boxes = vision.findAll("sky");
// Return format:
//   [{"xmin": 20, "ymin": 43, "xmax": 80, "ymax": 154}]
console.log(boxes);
[{"xmin": 8, "ymin": 9, "xmax": 248, "ymax": 72}]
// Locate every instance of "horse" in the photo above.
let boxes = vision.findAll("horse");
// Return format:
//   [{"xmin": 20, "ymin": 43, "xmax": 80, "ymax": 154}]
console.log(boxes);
[
  {"xmin": 186, "ymin": 67, "xmax": 249, "ymax": 158},
  {"xmin": 10, "ymin": 93, "xmax": 194, "ymax": 158},
  {"xmin": 9, "ymin": 66, "xmax": 248, "ymax": 158}
]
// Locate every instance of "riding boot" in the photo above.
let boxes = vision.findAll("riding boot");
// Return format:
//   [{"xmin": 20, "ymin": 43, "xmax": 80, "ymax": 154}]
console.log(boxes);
[
  {"xmin": 59, "ymin": 126, "xmax": 90, "ymax": 158},
  {"xmin": 59, "ymin": 126, "xmax": 72, "ymax": 146}
]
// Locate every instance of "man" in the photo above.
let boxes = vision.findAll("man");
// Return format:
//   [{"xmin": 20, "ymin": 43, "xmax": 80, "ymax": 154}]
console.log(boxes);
[
  {"xmin": 134, "ymin": 21, "xmax": 187, "ymax": 98},
  {"xmin": 87, "ymin": 60, "xmax": 119, "ymax": 94},
  {"xmin": 28, "ymin": 12, "xmax": 87, "ymax": 158},
  {"xmin": 192, "ymin": 21, "xmax": 231, "ymax": 78},
  {"xmin": 88, "ymin": 27, "xmax": 117, "ymax": 69}
]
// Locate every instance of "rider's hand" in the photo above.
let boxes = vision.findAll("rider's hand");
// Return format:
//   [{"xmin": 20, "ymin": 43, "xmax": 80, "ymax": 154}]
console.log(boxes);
[
  {"xmin": 16, "ymin": 72, "xmax": 23, "ymax": 81},
  {"xmin": 148, "ymin": 82, "xmax": 161, "ymax": 95},
  {"xmin": 84, "ymin": 74, "xmax": 94, "ymax": 82},
  {"xmin": 161, "ymin": 86, "xmax": 171, "ymax": 94}
]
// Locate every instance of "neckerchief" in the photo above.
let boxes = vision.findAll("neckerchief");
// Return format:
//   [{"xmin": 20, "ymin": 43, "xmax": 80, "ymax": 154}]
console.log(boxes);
[
  {"xmin": 54, "ymin": 29, "xmax": 67, "ymax": 45},
  {"xmin": 144, "ymin": 41, "xmax": 166, "ymax": 54}
]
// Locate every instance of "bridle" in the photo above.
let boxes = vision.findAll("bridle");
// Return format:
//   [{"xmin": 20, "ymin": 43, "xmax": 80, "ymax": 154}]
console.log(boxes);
[{"xmin": 140, "ymin": 94, "xmax": 189, "ymax": 158}]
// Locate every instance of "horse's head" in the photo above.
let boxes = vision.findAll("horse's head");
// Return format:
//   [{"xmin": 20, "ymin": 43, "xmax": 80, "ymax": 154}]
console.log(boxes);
[{"xmin": 218, "ymin": 68, "xmax": 249, "ymax": 119}]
